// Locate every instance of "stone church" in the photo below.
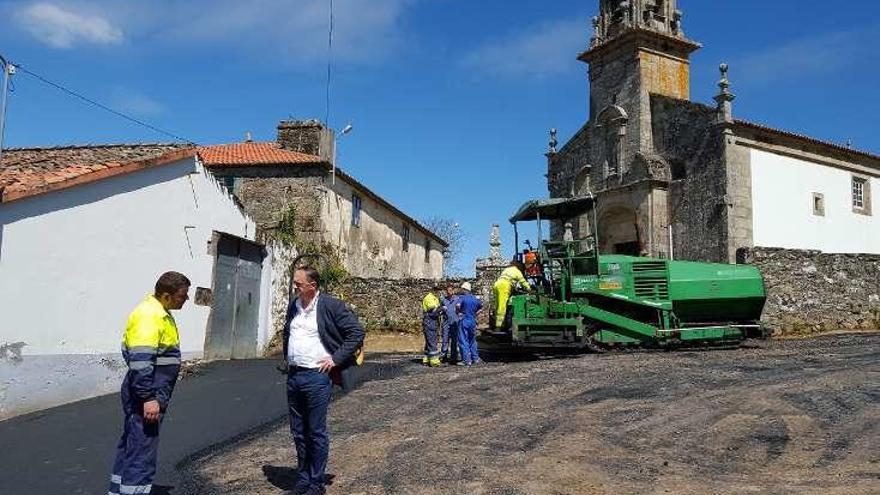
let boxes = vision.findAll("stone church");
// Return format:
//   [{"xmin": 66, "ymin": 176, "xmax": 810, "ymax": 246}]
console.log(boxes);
[{"xmin": 547, "ymin": 0, "xmax": 879, "ymax": 263}]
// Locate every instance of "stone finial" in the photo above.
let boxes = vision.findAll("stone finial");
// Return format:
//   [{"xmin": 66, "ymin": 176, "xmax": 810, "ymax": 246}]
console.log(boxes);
[
  {"xmin": 672, "ymin": 9, "xmax": 684, "ymax": 35},
  {"xmin": 489, "ymin": 224, "xmax": 503, "ymax": 262},
  {"xmin": 563, "ymin": 222, "xmax": 574, "ymax": 242},
  {"xmin": 713, "ymin": 63, "xmax": 736, "ymax": 124},
  {"xmin": 548, "ymin": 128, "xmax": 558, "ymax": 154}
]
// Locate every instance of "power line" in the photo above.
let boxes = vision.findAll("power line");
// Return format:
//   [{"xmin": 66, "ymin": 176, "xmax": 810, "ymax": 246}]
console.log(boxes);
[
  {"xmin": 5, "ymin": 57, "xmax": 343, "ymax": 174},
  {"xmin": 325, "ymin": 0, "xmax": 334, "ymax": 127},
  {"xmin": 16, "ymin": 64, "xmax": 194, "ymax": 144}
]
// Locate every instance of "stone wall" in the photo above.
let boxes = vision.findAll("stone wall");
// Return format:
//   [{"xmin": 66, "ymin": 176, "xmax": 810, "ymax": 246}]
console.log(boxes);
[
  {"xmin": 337, "ymin": 276, "xmax": 489, "ymax": 332},
  {"xmin": 263, "ymin": 240, "xmax": 299, "ymax": 354},
  {"xmin": 213, "ymin": 165, "xmax": 327, "ymax": 243},
  {"xmin": 739, "ymin": 247, "xmax": 880, "ymax": 333}
]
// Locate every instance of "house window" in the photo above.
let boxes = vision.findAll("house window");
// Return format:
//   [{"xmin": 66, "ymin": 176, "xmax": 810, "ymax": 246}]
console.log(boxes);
[
  {"xmin": 402, "ymin": 225, "xmax": 410, "ymax": 252},
  {"xmin": 852, "ymin": 176, "xmax": 871, "ymax": 215},
  {"xmin": 424, "ymin": 239, "xmax": 431, "ymax": 263},
  {"xmin": 812, "ymin": 192, "xmax": 825, "ymax": 217},
  {"xmin": 351, "ymin": 193, "xmax": 362, "ymax": 227},
  {"xmin": 221, "ymin": 176, "xmax": 237, "ymax": 194}
]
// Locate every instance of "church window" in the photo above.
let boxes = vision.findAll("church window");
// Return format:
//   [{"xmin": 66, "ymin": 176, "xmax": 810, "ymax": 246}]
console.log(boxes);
[
  {"xmin": 851, "ymin": 176, "xmax": 871, "ymax": 215},
  {"xmin": 605, "ymin": 123, "xmax": 624, "ymax": 177},
  {"xmin": 598, "ymin": 105, "xmax": 628, "ymax": 180}
]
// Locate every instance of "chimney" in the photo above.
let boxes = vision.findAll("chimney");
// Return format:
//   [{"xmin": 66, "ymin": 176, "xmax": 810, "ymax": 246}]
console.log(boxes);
[{"xmin": 276, "ymin": 119, "xmax": 335, "ymax": 161}]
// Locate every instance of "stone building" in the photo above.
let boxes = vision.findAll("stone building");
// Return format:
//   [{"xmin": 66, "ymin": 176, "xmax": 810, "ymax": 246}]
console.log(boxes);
[
  {"xmin": 548, "ymin": 0, "xmax": 879, "ymax": 263},
  {"xmin": 199, "ymin": 119, "xmax": 447, "ymax": 279}
]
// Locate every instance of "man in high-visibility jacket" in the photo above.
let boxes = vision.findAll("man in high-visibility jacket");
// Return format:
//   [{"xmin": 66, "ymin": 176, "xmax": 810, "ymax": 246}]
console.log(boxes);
[
  {"xmin": 108, "ymin": 271, "xmax": 190, "ymax": 495},
  {"xmin": 421, "ymin": 285, "xmax": 443, "ymax": 367},
  {"xmin": 492, "ymin": 260, "xmax": 531, "ymax": 329}
]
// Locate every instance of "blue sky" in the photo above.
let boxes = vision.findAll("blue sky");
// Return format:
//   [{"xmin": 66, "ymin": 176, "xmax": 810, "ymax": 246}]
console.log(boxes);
[{"xmin": 1, "ymin": 0, "xmax": 878, "ymax": 275}]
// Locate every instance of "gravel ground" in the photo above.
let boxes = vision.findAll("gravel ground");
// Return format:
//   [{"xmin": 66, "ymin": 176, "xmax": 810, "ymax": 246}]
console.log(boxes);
[{"xmin": 180, "ymin": 333, "xmax": 879, "ymax": 495}]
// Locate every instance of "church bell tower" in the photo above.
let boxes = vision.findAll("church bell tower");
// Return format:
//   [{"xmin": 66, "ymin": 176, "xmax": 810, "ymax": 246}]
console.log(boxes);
[{"xmin": 580, "ymin": 0, "xmax": 701, "ymax": 126}]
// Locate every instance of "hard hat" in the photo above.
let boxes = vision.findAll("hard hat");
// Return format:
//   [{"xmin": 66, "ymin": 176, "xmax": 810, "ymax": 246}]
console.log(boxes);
[{"xmin": 460, "ymin": 281, "xmax": 472, "ymax": 292}]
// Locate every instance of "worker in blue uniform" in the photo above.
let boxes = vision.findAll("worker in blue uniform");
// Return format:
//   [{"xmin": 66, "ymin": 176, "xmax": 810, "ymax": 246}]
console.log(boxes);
[
  {"xmin": 456, "ymin": 282, "xmax": 483, "ymax": 366},
  {"xmin": 108, "ymin": 271, "xmax": 190, "ymax": 495},
  {"xmin": 440, "ymin": 284, "xmax": 460, "ymax": 364}
]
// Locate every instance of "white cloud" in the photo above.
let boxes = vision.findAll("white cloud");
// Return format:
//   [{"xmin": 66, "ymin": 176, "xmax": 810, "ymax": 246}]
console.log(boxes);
[
  {"xmin": 110, "ymin": 89, "xmax": 165, "ymax": 117},
  {"xmin": 735, "ymin": 25, "xmax": 880, "ymax": 84},
  {"xmin": 11, "ymin": 0, "xmax": 416, "ymax": 65},
  {"xmin": 461, "ymin": 19, "xmax": 588, "ymax": 79},
  {"xmin": 14, "ymin": 2, "xmax": 123, "ymax": 49}
]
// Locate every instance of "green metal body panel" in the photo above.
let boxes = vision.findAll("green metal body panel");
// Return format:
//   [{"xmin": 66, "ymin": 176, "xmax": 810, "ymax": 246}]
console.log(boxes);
[
  {"xmin": 501, "ymin": 197, "xmax": 767, "ymax": 351},
  {"xmin": 506, "ymin": 245, "xmax": 766, "ymax": 349}
]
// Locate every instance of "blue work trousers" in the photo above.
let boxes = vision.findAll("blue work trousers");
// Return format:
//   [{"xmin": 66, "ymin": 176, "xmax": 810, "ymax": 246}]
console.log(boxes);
[
  {"xmin": 287, "ymin": 368, "xmax": 332, "ymax": 492},
  {"xmin": 442, "ymin": 320, "xmax": 459, "ymax": 362},
  {"xmin": 109, "ymin": 409, "xmax": 161, "ymax": 495},
  {"xmin": 458, "ymin": 318, "xmax": 480, "ymax": 364},
  {"xmin": 422, "ymin": 313, "xmax": 440, "ymax": 358}
]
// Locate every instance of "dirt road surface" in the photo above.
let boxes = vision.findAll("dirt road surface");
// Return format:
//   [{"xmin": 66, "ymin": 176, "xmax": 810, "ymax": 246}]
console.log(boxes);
[{"xmin": 181, "ymin": 333, "xmax": 879, "ymax": 495}]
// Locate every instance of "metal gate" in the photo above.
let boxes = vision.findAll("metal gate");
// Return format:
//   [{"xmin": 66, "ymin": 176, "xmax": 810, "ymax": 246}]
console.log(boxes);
[{"xmin": 205, "ymin": 234, "xmax": 264, "ymax": 360}]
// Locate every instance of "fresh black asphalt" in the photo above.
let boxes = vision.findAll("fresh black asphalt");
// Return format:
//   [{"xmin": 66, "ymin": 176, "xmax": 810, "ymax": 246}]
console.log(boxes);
[{"xmin": 0, "ymin": 357, "xmax": 408, "ymax": 495}]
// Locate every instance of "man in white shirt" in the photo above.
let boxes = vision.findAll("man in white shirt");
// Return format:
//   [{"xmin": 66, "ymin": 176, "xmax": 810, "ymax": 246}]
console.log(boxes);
[{"xmin": 282, "ymin": 266, "xmax": 364, "ymax": 495}]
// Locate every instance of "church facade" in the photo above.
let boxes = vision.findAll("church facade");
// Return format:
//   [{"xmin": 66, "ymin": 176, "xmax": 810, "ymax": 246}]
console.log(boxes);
[{"xmin": 547, "ymin": 0, "xmax": 879, "ymax": 263}]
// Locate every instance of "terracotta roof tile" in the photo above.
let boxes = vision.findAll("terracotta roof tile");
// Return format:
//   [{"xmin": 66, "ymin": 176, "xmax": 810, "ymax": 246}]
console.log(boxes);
[
  {"xmin": 0, "ymin": 144, "xmax": 194, "ymax": 203},
  {"xmin": 734, "ymin": 119, "xmax": 880, "ymax": 163},
  {"xmin": 197, "ymin": 142, "xmax": 326, "ymax": 167}
]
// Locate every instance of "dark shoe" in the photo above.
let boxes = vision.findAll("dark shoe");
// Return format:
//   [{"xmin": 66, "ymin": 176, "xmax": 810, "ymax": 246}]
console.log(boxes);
[{"xmin": 284, "ymin": 482, "xmax": 311, "ymax": 495}]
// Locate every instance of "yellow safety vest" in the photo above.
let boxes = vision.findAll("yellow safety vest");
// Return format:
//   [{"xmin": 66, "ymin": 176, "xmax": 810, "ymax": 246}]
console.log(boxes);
[
  {"xmin": 422, "ymin": 293, "xmax": 441, "ymax": 312},
  {"xmin": 122, "ymin": 295, "xmax": 182, "ymax": 406},
  {"xmin": 499, "ymin": 266, "xmax": 531, "ymax": 291}
]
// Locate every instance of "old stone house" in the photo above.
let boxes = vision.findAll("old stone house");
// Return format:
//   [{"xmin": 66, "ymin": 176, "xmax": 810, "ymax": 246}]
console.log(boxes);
[
  {"xmin": 0, "ymin": 144, "xmax": 271, "ymax": 419},
  {"xmin": 548, "ymin": 0, "xmax": 879, "ymax": 263},
  {"xmin": 198, "ymin": 119, "xmax": 447, "ymax": 279}
]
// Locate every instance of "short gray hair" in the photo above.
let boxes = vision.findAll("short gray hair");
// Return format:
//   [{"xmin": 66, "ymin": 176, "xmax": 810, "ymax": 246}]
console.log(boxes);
[{"xmin": 296, "ymin": 266, "xmax": 321, "ymax": 288}]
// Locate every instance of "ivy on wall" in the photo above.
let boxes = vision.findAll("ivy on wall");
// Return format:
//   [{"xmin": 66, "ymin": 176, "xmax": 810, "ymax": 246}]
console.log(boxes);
[{"xmin": 274, "ymin": 205, "xmax": 349, "ymax": 296}]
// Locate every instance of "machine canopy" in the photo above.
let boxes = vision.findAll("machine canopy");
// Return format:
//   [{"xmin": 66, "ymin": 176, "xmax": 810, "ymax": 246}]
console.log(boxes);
[{"xmin": 508, "ymin": 196, "xmax": 596, "ymax": 223}]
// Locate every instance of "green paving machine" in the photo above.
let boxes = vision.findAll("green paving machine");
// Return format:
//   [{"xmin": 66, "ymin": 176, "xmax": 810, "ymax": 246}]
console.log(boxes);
[{"xmin": 486, "ymin": 196, "xmax": 767, "ymax": 351}]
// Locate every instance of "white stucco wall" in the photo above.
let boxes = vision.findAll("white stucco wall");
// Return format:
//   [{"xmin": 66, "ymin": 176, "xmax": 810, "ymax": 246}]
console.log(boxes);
[
  {"xmin": 750, "ymin": 149, "xmax": 879, "ymax": 253},
  {"xmin": 0, "ymin": 157, "xmax": 259, "ymax": 419},
  {"xmin": 320, "ymin": 176, "xmax": 444, "ymax": 279}
]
